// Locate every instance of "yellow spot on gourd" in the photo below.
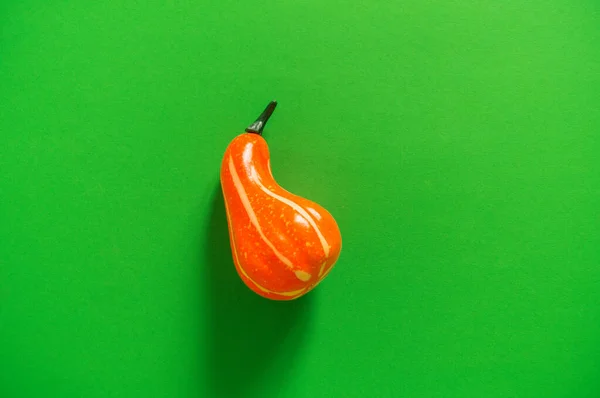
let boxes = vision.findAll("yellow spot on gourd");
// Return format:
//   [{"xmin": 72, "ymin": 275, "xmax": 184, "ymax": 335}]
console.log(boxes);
[{"xmin": 295, "ymin": 270, "xmax": 311, "ymax": 282}]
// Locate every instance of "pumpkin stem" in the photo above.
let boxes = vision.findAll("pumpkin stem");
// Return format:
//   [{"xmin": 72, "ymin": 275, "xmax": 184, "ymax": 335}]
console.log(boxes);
[{"xmin": 245, "ymin": 101, "xmax": 277, "ymax": 135}]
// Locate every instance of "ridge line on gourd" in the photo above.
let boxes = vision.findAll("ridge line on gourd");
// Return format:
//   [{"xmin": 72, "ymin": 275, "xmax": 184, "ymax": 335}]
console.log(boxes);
[{"xmin": 220, "ymin": 101, "xmax": 342, "ymax": 300}]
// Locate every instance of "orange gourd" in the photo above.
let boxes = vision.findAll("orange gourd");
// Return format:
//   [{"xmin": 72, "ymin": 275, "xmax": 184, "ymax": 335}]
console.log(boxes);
[{"xmin": 220, "ymin": 101, "xmax": 342, "ymax": 300}]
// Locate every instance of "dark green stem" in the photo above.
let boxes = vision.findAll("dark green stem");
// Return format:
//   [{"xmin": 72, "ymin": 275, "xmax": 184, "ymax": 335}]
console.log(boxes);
[{"xmin": 245, "ymin": 101, "xmax": 277, "ymax": 135}]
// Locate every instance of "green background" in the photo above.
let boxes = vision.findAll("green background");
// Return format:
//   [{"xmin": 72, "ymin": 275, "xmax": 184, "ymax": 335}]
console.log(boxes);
[{"xmin": 1, "ymin": 1, "xmax": 599, "ymax": 397}]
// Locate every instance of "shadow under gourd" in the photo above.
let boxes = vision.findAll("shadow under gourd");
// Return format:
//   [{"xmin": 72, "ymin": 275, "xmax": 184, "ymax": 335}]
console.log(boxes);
[{"xmin": 204, "ymin": 184, "xmax": 314, "ymax": 397}]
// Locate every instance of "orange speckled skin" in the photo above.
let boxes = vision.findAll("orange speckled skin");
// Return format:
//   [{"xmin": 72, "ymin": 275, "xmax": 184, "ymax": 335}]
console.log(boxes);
[{"xmin": 220, "ymin": 132, "xmax": 342, "ymax": 300}]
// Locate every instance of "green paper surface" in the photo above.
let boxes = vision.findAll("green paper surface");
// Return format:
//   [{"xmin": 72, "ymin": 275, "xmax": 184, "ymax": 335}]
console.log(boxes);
[{"xmin": 1, "ymin": 1, "xmax": 600, "ymax": 397}]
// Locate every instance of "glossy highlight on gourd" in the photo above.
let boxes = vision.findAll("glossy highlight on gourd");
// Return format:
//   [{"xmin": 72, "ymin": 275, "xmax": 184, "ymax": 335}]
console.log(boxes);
[{"xmin": 220, "ymin": 101, "xmax": 342, "ymax": 300}]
